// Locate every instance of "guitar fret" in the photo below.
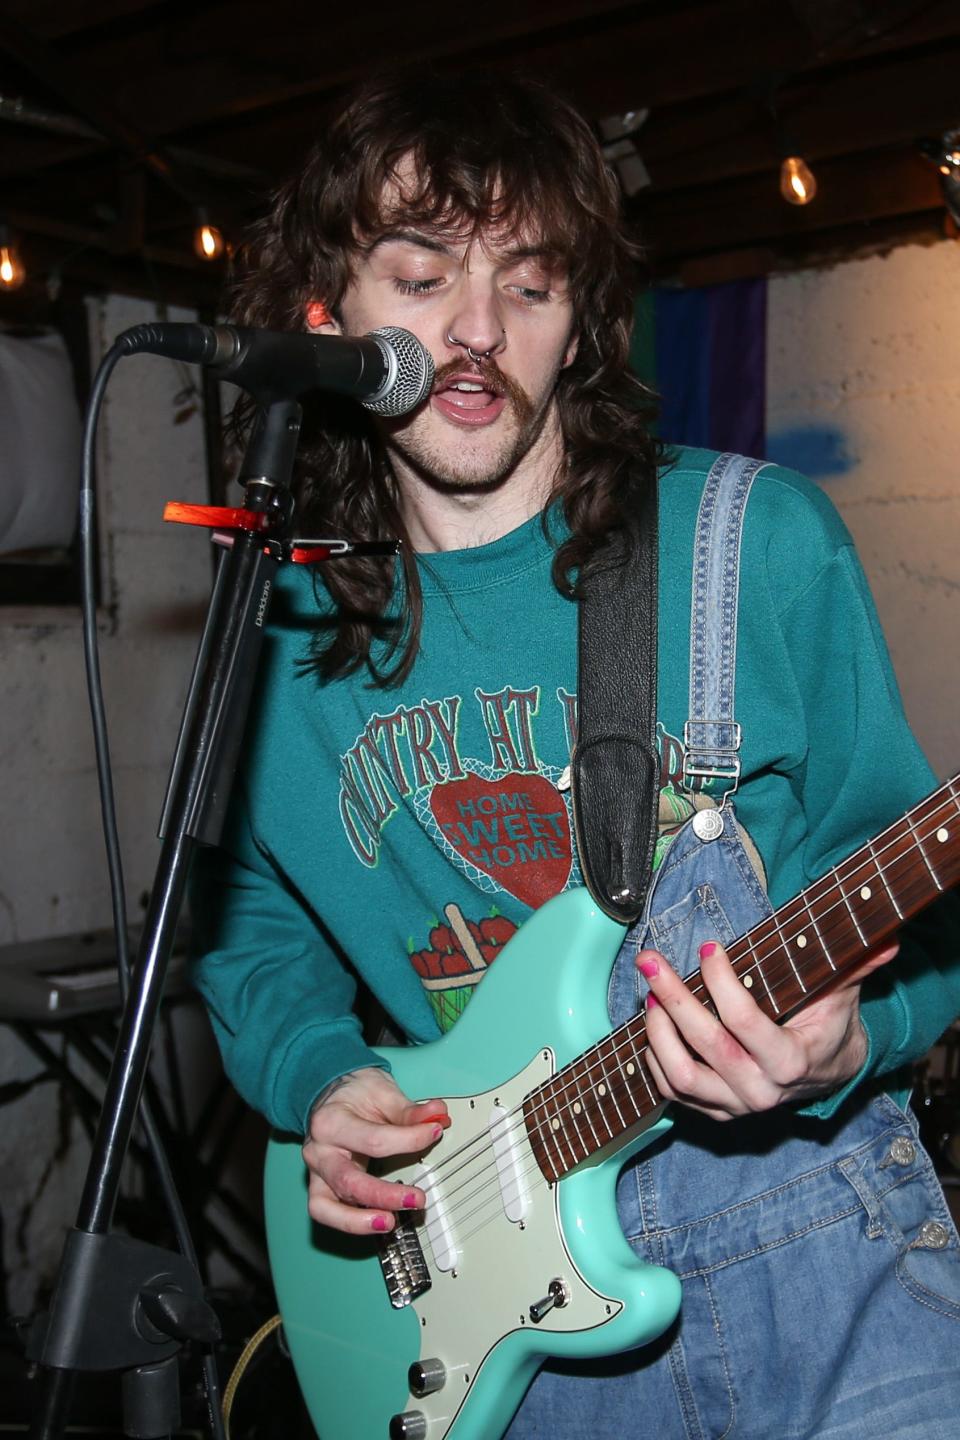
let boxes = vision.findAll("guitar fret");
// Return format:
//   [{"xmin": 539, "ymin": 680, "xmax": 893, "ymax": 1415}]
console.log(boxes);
[
  {"xmin": 906, "ymin": 811, "xmax": 943, "ymax": 891},
  {"xmin": 838, "ymin": 874, "xmax": 868, "ymax": 946},
  {"xmin": 611, "ymin": 1044, "xmax": 643, "ymax": 1121},
  {"xmin": 780, "ymin": 903, "xmax": 809, "ymax": 993},
  {"xmin": 600, "ymin": 1048, "xmax": 628, "ymax": 1129},
  {"xmin": 745, "ymin": 936, "xmax": 781, "ymax": 1014},
  {"xmin": 541, "ymin": 1096, "xmax": 571, "ymax": 1175},
  {"xmin": 566, "ymin": 1073, "xmax": 591, "ymax": 1159},
  {"xmin": 800, "ymin": 888, "xmax": 834, "ymax": 970},
  {"xmin": 590, "ymin": 1065, "xmax": 616, "ymax": 1142},
  {"xmin": 626, "ymin": 1025, "xmax": 659, "ymax": 1109},
  {"xmin": 867, "ymin": 837, "xmax": 903, "ymax": 919},
  {"xmin": 763, "ymin": 913, "xmax": 794, "ymax": 1007}
]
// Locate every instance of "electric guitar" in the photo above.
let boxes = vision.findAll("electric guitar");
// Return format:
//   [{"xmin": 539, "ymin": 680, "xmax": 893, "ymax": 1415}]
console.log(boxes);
[{"xmin": 264, "ymin": 777, "xmax": 960, "ymax": 1440}]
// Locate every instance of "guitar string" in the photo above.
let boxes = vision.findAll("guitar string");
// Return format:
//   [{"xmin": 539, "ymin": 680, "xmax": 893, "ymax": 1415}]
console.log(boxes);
[
  {"xmin": 409, "ymin": 794, "xmax": 959, "ymax": 1227},
  {"xmin": 407, "ymin": 798, "xmax": 959, "ymax": 1235},
  {"xmin": 419, "ymin": 788, "xmax": 957, "ymax": 1196}
]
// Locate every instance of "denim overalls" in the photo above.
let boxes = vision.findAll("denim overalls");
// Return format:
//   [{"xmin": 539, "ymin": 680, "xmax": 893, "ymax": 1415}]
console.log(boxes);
[{"xmin": 508, "ymin": 455, "xmax": 960, "ymax": 1439}]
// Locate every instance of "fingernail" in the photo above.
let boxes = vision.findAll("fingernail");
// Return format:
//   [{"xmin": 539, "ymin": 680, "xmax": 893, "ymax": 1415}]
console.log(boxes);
[
  {"xmin": 402, "ymin": 1192, "xmax": 418, "ymax": 1209},
  {"xmin": 423, "ymin": 1112, "xmax": 451, "ymax": 1129},
  {"xmin": 699, "ymin": 942, "xmax": 718, "ymax": 960},
  {"xmin": 371, "ymin": 1215, "xmax": 388, "ymax": 1232},
  {"xmin": 432, "ymin": 1126, "xmax": 444, "ymax": 1143},
  {"xmin": 646, "ymin": 993, "xmax": 659, "ymax": 1010},
  {"xmin": 638, "ymin": 957, "xmax": 659, "ymax": 979}
]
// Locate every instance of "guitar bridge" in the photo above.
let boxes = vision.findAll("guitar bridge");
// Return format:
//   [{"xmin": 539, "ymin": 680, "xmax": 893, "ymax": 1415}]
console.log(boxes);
[{"xmin": 377, "ymin": 1218, "xmax": 432, "ymax": 1309}]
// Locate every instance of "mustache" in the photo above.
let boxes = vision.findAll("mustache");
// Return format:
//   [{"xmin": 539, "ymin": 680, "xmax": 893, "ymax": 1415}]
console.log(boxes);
[{"xmin": 432, "ymin": 355, "xmax": 534, "ymax": 423}]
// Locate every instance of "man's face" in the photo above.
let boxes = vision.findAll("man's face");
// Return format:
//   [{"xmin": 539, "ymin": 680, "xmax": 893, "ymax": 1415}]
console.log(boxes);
[{"xmin": 315, "ymin": 203, "xmax": 579, "ymax": 500}]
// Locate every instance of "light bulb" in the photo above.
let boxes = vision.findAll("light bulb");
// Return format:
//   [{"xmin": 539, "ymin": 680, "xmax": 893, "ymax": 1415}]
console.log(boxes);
[
  {"xmin": 193, "ymin": 220, "xmax": 225, "ymax": 261},
  {"xmin": 0, "ymin": 242, "xmax": 25, "ymax": 290},
  {"xmin": 779, "ymin": 155, "xmax": 817, "ymax": 206}
]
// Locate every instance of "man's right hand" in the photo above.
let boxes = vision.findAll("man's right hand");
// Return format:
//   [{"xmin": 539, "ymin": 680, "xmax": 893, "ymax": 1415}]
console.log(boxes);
[{"xmin": 302, "ymin": 1067, "xmax": 449, "ymax": 1235}]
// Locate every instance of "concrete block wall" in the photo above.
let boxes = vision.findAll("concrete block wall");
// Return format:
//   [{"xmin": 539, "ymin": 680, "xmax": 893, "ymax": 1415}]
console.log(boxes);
[
  {"xmin": 0, "ymin": 294, "xmax": 213, "ymax": 1316},
  {"xmin": 767, "ymin": 238, "xmax": 960, "ymax": 779}
]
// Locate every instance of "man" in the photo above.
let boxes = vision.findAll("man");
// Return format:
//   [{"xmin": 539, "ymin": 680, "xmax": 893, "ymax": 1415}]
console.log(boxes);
[{"xmin": 192, "ymin": 68, "xmax": 960, "ymax": 1437}]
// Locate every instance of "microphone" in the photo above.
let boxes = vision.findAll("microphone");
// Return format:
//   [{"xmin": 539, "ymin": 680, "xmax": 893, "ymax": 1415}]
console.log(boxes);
[{"xmin": 114, "ymin": 322, "xmax": 435, "ymax": 416}]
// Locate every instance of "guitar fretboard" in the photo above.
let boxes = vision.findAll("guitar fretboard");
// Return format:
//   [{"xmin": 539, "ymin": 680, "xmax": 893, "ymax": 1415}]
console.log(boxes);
[{"xmin": 524, "ymin": 776, "xmax": 960, "ymax": 1184}]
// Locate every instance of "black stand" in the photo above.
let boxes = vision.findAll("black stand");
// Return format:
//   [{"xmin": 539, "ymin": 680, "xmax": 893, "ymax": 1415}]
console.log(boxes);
[{"xmin": 26, "ymin": 399, "xmax": 386, "ymax": 1439}]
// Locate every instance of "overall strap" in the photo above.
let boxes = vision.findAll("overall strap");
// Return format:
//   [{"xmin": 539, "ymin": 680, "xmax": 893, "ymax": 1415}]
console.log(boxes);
[
  {"xmin": 683, "ymin": 451, "xmax": 769, "ymax": 803},
  {"xmin": 572, "ymin": 473, "xmax": 659, "ymax": 925}
]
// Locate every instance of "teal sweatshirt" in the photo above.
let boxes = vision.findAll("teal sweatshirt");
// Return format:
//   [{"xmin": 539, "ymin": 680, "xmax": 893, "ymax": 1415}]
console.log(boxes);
[{"xmin": 190, "ymin": 446, "xmax": 960, "ymax": 1135}]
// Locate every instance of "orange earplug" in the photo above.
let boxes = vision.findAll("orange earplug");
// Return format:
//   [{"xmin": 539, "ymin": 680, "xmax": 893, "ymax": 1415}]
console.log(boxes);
[{"xmin": 306, "ymin": 300, "xmax": 332, "ymax": 328}]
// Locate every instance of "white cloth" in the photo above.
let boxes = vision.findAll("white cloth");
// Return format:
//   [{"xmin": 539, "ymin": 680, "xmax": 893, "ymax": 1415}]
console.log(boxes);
[{"xmin": 0, "ymin": 330, "xmax": 82, "ymax": 555}]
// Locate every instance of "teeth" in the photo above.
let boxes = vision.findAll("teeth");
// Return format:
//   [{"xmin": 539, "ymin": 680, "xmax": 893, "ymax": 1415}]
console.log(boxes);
[{"xmin": 450, "ymin": 382, "xmax": 484, "ymax": 392}]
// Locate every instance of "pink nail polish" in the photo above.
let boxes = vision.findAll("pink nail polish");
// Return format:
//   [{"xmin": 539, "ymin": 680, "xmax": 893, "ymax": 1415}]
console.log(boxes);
[
  {"xmin": 699, "ymin": 942, "xmax": 718, "ymax": 960},
  {"xmin": 402, "ymin": 1192, "xmax": 418, "ymax": 1209},
  {"xmin": 646, "ymin": 993, "xmax": 659, "ymax": 1010},
  {"xmin": 371, "ymin": 1215, "xmax": 388, "ymax": 1232},
  {"xmin": 638, "ymin": 957, "xmax": 659, "ymax": 979},
  {"xmin": 432, "ymin": 1126, "xmax": 444, "ymax": 1142}
]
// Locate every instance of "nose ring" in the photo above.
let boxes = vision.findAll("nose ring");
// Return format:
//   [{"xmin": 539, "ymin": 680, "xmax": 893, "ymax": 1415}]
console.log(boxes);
[{"xmin": 447, "ymin": 329, "xmax": 506, "ymax": 363}]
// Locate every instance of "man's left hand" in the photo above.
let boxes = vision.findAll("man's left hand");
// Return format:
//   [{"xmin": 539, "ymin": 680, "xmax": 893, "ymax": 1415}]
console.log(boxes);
[{"xmin": 637, "ymin": 939, "xmax": 899, "ymax": 1119}]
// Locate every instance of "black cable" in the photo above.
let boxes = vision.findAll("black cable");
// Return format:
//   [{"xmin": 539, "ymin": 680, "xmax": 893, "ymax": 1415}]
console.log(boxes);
[{"xmin": 79, "ymin": 343, "xmax": 227, "ymax": 1440}]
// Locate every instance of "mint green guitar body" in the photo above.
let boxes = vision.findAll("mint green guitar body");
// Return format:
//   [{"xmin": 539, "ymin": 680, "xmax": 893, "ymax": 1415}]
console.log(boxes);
[{"xmin": 264, "ymin": 888, "xmax": 682, "ymax": 1440}]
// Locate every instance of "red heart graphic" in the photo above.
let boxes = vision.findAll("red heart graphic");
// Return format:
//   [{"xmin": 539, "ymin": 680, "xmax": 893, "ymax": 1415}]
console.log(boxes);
[{"xmin": 429, "ymin": 771, "xmax": 571, "ymax": 908}]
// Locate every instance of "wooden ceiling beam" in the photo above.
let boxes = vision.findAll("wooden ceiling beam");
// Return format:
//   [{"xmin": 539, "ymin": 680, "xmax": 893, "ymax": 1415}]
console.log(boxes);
[
  {"xmin": 637, "ymin": 143, "xmax": 944, "ymax": 259},
  {"xmin": 640, "ymin": 40, "xmax": 960, "ymax": 191}
]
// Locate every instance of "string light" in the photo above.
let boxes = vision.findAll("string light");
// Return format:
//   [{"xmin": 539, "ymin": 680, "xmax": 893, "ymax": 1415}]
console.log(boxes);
[
  {"xmin": 0, "ymin": 224, "xmax": 25, "ymax": 290},
  {"xmin": 919, "ymin": 130, "xmax": 960, "ymax": 230},
  {"xmin": 779, "ymin": 154, "xmax": 818, "ymax": 206},
  {"xmin": 193, "ymin": 209, "xmax": 225, "ymax": 261}
]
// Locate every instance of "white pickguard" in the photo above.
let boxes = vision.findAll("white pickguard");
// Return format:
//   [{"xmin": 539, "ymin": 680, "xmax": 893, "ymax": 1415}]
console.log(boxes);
[{"xmin": 378, "ymin": 1050, "xmax": 623, "ymax": 1435}]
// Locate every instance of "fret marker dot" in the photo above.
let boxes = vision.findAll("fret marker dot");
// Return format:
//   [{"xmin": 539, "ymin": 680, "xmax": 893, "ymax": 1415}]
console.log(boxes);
[
  {"xmin": 742, "ymin": 974, "xmax": 754, "ymax": 989},
  {"xmin": 796, "ymin": 933, "xmax": 808, "ymax": 948},
  {"xmin": 598, "ymin": 1083, "xmax": 607, "ymax": 1097},
  {"xmin": 860, "ymin": 886, "xmax": 872, "ymax": 900},
  {"xmin": 937, "ymin": 828, "xmax": 949, "ymax": 843},
  {"xmin": 573, "ymin": 1102, "xmax": 582, "ymax": 1115},
  {"xmin": 551, "ymin": 1118, "xmax": 560, "ymax": 1131},
  {"xmin": 626, "ymin": 1062, "xmax": 636, "ymax": 1075}
]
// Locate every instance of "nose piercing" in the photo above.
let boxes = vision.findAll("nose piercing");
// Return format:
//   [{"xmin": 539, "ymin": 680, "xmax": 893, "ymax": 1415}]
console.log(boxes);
[{"xmin": 446, "ymin": 329, "xmax": 506, "ymax": 362}]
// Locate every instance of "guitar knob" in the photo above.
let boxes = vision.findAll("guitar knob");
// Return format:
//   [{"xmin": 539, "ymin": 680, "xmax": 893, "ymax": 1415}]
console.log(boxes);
[
  {"xmin": 408, "ymin": 1357, "xmax": 446, "ymax": 1397},
  {"xmin": 389, "ymin": 1410, "xmax": 428, "ymax": 1439}
]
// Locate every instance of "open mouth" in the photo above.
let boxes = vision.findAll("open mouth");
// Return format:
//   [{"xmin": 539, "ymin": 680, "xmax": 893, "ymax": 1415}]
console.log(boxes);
[{"xmin": 432, "ymin": 371, "xmax": 509, "ymax": 427}]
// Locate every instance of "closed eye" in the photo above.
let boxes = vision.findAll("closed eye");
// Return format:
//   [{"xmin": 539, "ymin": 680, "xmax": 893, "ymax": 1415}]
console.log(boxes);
[
  {"xmin": 509, "ymin": 286, "xmax": 551, "ymax": 305},
  {"xmin": 392, "ymin": 277, "xmax": 443, "ymax": 296}
]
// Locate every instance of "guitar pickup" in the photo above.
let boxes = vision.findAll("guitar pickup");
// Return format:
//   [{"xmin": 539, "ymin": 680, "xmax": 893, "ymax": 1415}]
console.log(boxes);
[
  {"xmin": 489, "ymin": 1101, "xmax": 531, "ymax": 1223},
  {"xmin": 414, "ymin": 1162, "xmax": 460, "ymax": 1273},
  {"xmin": 377, "ymin": 1218, "xmax": 432, "ymax": 1308}
]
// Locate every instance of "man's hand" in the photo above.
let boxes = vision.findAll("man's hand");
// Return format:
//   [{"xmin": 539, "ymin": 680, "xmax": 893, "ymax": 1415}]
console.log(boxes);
[
  {"xmin": 638, "ymin": 939, "xmax": 899, "ymax": 1120},
  {"xmin": 302, "ymin": 1067, "xmax": 449, "ymax": 1234}
]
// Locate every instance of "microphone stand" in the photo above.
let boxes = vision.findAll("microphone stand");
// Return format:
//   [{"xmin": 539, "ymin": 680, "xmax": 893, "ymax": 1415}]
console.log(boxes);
[{"xmin": 26, "ymin": 398, "xmax": 395, "ymax": 1440}]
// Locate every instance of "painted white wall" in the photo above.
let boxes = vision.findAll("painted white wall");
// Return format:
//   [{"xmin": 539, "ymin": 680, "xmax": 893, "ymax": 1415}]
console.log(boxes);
[
  {"xmin": 0, "ymin": 294, "xmax": 219, "ymax": 1316},
  {"xmin": 767, "ymin": 238, "xmax": 960, "ymax": 779}
]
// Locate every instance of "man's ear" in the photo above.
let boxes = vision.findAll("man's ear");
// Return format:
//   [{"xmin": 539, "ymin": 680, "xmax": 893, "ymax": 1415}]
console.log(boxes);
[
  {"xmin": 561, "ymin": 328, "xmax": 580, "ymax": 369},
  {"xmin": 305, "ymin": 300, "xmax": 341, "ymax": 336}
]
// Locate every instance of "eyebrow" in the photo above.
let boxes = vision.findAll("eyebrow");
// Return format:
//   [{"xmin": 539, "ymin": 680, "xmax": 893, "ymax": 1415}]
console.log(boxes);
[
  {"xmin": 368, "ymin": 228, "xmax": 553, "ymax": 266},
  {"xmin": 368, "ymin": 229, "xmax": 454, "ymax": 256}
]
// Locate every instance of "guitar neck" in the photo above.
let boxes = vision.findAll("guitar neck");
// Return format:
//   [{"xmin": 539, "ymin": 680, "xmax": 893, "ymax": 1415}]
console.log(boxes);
[{"xmin": 525, "ymin": 776, "xmax": 960, "ymax": 1184}]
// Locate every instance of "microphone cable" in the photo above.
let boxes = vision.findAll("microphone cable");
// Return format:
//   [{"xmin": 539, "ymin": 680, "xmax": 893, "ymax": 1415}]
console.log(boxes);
[{"xmin": 78, "ymin": 341, "xmax": 228, "ymax": 1440}]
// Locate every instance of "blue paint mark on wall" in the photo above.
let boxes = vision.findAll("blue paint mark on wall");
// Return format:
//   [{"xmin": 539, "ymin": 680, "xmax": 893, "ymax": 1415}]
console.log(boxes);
[{"xmin": 765, "ymin": 426, "xmax": 857, "ymax": 480}]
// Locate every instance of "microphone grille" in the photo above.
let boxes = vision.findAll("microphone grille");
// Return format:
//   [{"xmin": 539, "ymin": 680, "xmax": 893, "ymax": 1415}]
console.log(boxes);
[{"xmin": 364, "ymin": 327, "xmax": 435, "ymax": 417}]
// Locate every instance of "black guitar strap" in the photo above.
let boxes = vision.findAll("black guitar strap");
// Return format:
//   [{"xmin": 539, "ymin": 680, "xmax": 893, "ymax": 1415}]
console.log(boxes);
[{"xmin": 570, "ymin": 473, "xmax": 660, "ymax": 925}]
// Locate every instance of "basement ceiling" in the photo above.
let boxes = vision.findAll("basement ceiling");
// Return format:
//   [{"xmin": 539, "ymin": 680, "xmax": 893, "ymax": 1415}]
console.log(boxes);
[{"xmin": 1, "ymin": 0, "xmax": 959, "ymax": 309}]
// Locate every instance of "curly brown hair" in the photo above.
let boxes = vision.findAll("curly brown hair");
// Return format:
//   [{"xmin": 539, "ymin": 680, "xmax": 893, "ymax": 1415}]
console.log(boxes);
[{"xmin": 230, "ymin": 66, "xmax": 665, "ymax": 685}]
